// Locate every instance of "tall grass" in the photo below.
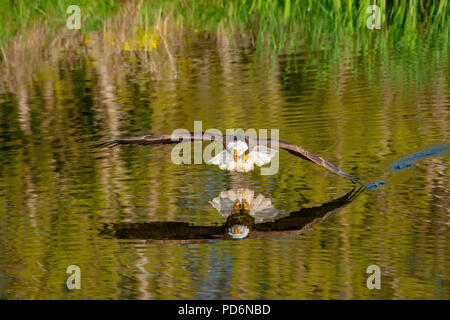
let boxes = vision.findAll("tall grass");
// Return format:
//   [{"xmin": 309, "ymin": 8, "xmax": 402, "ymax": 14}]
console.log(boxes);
[
  {"xmin": 140, "ymin": 0, "xmax": 449, "ymax": 54},
  {"xmin": 0, "ymin": 0, "xmax": 121, "ymax": 46},
  {"xmin": 0, "ymin": 0, "xmax": 448, "ymax": 68}
]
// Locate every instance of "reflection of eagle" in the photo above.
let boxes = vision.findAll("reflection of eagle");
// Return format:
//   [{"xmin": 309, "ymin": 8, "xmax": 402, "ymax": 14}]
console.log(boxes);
[
  {"xmin": 210, "ymin": 188, "xmax": 278, "ymax": 223},
  {"xmin": 98, "ymin": 132, "xmax": 366, "ymax": 187},
  {"xmin": 210, "ymin": 188, "xmax": 279, "ymax": 239},
  {"xmin": 100, "ymin": 187, "xmax": 364, "ymax": 243}
]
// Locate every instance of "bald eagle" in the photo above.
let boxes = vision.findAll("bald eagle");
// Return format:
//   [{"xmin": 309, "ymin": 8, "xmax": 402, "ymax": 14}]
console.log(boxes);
[{"xmin": 97, "ymin": 132, "xmax": 367, "ymax": 188}]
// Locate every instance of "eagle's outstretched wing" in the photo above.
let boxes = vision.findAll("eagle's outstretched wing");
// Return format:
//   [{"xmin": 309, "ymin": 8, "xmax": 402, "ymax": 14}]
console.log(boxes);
[
  {"xmin": 275, "ymin": 139, "xmax": 365, "ymax": 188},
  {"xmin": 96, "ymin": 132, "xmax": 367, "ymax": 188},
  {"xmin": 95, "ymin": 132, "xmax": 223, "ymax": 148}
]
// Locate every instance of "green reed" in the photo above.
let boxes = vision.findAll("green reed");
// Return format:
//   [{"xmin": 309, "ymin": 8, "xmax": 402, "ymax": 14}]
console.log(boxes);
[
  {"xmin": 144, "ymin": 0, "xmax": 449, "ymax": 53},
  {"xmin": 0, "ymin": 0, "xmax": 448, "ymax": 62},
  {"xmin": 0, "ymin": 0, "xmax": 120, "ymax": 45}
]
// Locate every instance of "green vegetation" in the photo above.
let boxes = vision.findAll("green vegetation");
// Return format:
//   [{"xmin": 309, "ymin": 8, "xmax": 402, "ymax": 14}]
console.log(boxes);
[
  {"xmin": 0, "ymin": 0, "xmax": 120, "ymax": 44},
  {"xmin": 1, "ymin": 0, "xmax": 448, "ymax": 57},
  {"xmin": 146, "ymin": 0, "xmax": 449, "ymax": 53}
]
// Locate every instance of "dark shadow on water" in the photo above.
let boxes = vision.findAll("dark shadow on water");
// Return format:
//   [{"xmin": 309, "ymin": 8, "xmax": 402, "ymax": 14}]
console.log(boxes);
[
  {"xmin": 100, "ymin": 187, "xmax": 365, "ymax": 243},
  {"xmin": 388, "ymin": 144, "xmax": 449, "ymax": 172},
  {"xmin": 365, "ymin": 179, "xmax": 387, "ymax": 190},
  {"xmin": 365, "ymin": 143, "xmax": 449, "ymax": 191}
]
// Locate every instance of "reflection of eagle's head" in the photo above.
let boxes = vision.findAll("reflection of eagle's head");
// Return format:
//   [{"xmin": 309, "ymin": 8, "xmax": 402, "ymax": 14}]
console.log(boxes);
[
  {"xmin": 228, "ymin": 224, "xmax": 250, "ymax": 239},
  {"xmin": 223, "ymin": 212, "xmax": 255, "ymax": 239}
]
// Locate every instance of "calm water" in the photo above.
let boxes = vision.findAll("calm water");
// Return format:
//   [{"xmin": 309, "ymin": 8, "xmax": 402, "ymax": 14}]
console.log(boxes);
[{"xmin": 0, "ymin": 31, "xmax": 448, "ymax": 299}]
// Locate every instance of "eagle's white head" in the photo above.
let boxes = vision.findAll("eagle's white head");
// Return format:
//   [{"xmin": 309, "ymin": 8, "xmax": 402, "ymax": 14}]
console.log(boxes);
[
  {"xmin": 226, "ymin": 141, "xmax": 248, "ymax": 158},
  {"xmin": 207, "ymin": 140, "xmax": 277, "ymax": 173}
]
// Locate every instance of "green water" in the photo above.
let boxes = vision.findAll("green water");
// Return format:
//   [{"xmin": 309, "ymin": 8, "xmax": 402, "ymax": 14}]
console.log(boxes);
[{"xmin": 0, "ymin": 30, "xmax": 448, "ymax": 299}]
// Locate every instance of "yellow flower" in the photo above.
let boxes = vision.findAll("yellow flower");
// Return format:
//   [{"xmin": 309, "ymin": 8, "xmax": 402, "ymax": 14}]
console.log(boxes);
[{"xmin": 83, "ymin": 34, "xmax": 90, "ymax": 46}]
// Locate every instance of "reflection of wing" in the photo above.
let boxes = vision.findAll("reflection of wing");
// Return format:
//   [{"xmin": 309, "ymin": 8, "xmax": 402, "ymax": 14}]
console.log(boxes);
[
  {"xmin": 248, "ymin": 194, "xmax": 278, "ymax": 222},
  {"xmin": 210, "ymin": 189, "xmax": 255, "ymax": 218},
  {"xmin": 209, "ymin": 195, "xmax": 236, "ymax": 219},
  {"xmin": 253, "ymin": 187, "xmax": 364, "ymax": 236},
  {"xmin": 101, "ymin": 187, "xmax": 365, "ymax": 242},
  {"xmin": 210, "ymin": 189, "xmax": 277, "ymax": 222},
  {"xmin": 221, "ymin": 188, "xmax": 254, "ymax": 203},
  {"xmin": 100, "ymin": 221, "xmax": 223, "ymax": 241}
]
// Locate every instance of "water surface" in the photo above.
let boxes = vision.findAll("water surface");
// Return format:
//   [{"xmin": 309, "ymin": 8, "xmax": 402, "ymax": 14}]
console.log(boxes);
[{"xmin": 0, "ymin": 31, "xmax": 448, "ymax": 299}]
